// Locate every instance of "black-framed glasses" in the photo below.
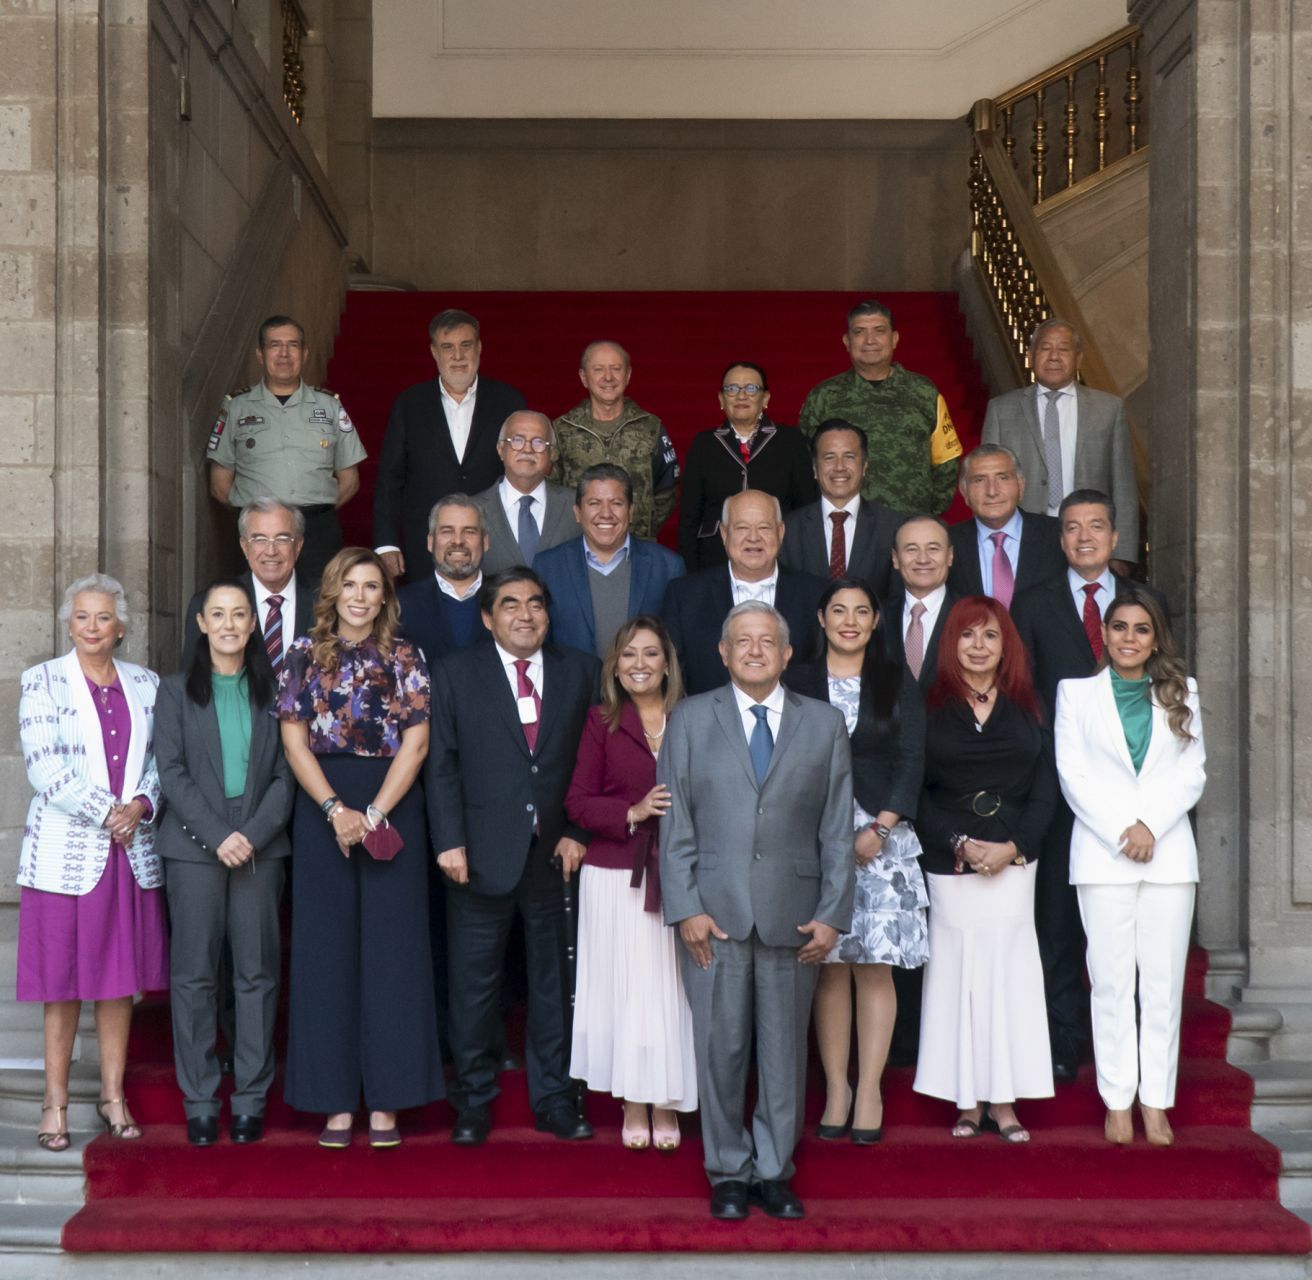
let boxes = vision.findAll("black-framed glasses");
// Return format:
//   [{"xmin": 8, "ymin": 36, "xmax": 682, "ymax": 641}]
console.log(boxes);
[
  {"xmin": 722, "ymin": 383, "xmax": 764, "ymax": 396},
  {"xmin": 500, "ymin": 434, "xmax": 552, "ymax": 453}
]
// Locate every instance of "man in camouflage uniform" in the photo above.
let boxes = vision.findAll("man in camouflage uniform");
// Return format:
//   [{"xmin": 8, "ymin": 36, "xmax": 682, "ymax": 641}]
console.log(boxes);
[
  {"xmin": 553, "ymin": 340, "xmax": 680, "ymax": 539},
  {"xmin": 798, "ymin": 300, "xmax": 961, "ymax": 515},
  {"xmin": 208, "ymin": 314, "xmax": 366, "ymax": 584}
]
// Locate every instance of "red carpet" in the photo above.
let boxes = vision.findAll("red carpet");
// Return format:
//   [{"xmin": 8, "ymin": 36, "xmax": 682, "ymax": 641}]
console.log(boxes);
[
  {"xmin": 323, "ymin": 289, "xmax": 990, "ymax": 549},
  {"xmin": 62, "ymin": 948, "xmax": 1312, "ymax": 1255}
]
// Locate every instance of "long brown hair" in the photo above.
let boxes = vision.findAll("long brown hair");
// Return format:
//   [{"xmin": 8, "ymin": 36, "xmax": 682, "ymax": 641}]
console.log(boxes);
[
  {"xmin": 926, "ymin": 595, "xmax": 1040, "ymax": 719},
  {"xmin": 309, "ymin": 547, "xmax": 400, "ymax": 672},
  {"xmin": 1101, "ymin": 587, "xmax": 1196, "ymax": 742},
  {"xmin": 599, "ymin": 615, "xmax": 683, "ymax": 730}
]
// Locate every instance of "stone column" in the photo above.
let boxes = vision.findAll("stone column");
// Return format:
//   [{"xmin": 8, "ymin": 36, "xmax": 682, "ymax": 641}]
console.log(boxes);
[{"xmin": 1132, "ymin": 0, "xmax": 1312, "ymax": 989}]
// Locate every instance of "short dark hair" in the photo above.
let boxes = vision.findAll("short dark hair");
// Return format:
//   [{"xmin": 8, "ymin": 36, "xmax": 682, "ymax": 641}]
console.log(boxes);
[
  {"xmin": 1058, "ymin": 488, "xmax": 1116, "ymax": 527},
  {"xmin": 846, "ymin": 299, "xmax": 895, "ymax": 331},
  {"xmin": 719, "ymin": 360, "xmax": 768, "ymax": 391},
  {"xmin": 258, "ymin": 315, "xmax": 304, "ymax": 347},
  {"xmin": 575, "ymin": 462, "xmax": 633, "ymax": 506},
  {"xmin": 811, "ymin": 418, "xmax": 868, "ymax": 458},
  {"xmin": 479, "ymin": 567, "xmax": 552, "ymax": 615},
  {"xmin": 429, "ymin": 309, "xmax": 480, "ymax": 342}
]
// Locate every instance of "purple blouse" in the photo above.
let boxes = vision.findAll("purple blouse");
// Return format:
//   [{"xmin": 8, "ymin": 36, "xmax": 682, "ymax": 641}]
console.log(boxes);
[
  {"xmin": 274, "ymin": 635, "xmax": 429, "ymax": 757},
  {"xmin": 87, "ymin": 677, "xmax": 153, "ymax": 822}
]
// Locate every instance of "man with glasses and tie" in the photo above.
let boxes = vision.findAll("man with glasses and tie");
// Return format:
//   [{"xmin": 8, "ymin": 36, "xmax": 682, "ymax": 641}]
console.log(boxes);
[
  {"xmin": 472, "ymin": 411, "xmax": 579, "ymax": 575},
  {"xmin": 981, "ymin": 318, "xmax": 1139, "ymax": 572}
]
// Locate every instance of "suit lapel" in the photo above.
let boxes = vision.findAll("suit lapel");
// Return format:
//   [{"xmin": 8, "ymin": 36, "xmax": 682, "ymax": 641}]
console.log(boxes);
[
  {"xmin": 240, "ymin": 697, "xmax": 272, "ymax": 815},
  {"xmin": 762, "ymin": 690, "xmax": 801, "ymax": 786},
  {"xmin": 464, "ymin": 385, "xmax": 499, "ymax": 464},
  {"xmin": 1093, "ymin": 668, "xmax": 1137, "ymax": 773},
  {"xmin": 848, "ymin": 501, "xmax": 878, "ymax": 567},
  {"xmin": 712, "ymin": 688, "xmax": 759, "ymax": 789},
  {"xmin": 198, "ymin": 697, "xmax": 228, "ymax": 798},
  {"xmin": 627, "ymin": 543, "xmax": 651, "ymax": 618},
  {"xmin": 484, "ymin": 645, "xmax": 532, "ymax": 759},
  {"xmin": 1072, "ymin": 386, "xmax": 1094, "ymax": 482},
  {"xmin": 535, "ymin": 648, "xmax": 569, "ymax": 755},
  {"xmin": 563, "ymin": 546, "xmax": 597, "ymax": 651},
  {"xmin": 1022, "ymin": 385, "xmax": 1045, "ymax": 464}
]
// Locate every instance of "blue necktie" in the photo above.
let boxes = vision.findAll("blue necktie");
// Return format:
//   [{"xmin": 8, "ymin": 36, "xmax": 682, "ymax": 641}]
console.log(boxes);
[
  {"xmin": 749, "ymin": 704, "xmax": 773, "ymax": 786},
  {"xmin": 517, "ymin": 494, "xmax": 540, "ymax": 564}
]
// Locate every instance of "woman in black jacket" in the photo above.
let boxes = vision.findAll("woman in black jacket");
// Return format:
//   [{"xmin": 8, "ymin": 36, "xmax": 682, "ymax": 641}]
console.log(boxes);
[{"xmin": 785, "ymin": 576, "xmax": 925, "ymax": 1144}]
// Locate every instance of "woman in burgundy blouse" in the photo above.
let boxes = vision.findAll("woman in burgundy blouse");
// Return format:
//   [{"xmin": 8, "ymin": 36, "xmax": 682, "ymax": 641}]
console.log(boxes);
[{"xmin": 565, "ymin": 615, "xmax": 697, "ymax": 1150}]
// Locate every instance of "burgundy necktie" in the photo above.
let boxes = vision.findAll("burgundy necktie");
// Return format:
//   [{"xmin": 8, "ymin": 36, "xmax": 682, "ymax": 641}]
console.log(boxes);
[
  {"xmin": 514, "ymin": 659, "xmax": 541, "ymax": 752},
  {"xmin": 738, "ymin": 435, "xmax": 752, "ymax": 466},
  {"xmin": 905, "ymin": 601, "xmax": 927, "ymax": 680},
  {"xmin": 989, "ymin": 531, "xmax": 1015, "ymax": 610},
  {"xmin": 1082, "ymin": 583, "xmax": 1104, "ymax": 661},
  {"xmin": 828, "ymin": 511, "xmax": 849, "ymax": 579},
  {"xmin": 264, "ymin": 595, "xmax": 284, "ymax": 673}
]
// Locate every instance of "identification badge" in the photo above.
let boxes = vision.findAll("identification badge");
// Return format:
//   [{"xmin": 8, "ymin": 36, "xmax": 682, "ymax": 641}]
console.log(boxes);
[
  {"xmin": 517, "ymin": 696, "xmax": 538, "ymax": 724},
  {"xmin": 310, "ymin": 408, "xmax": 331, "ymax": 423},
  {"xmin": 237, "ymin": 415, "xmax": 264, "ymax": 427}
]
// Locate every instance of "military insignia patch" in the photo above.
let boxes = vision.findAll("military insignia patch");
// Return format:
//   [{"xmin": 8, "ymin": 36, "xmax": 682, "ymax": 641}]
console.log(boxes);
[
  {"xmin": 338, "ymin": 409, "xmax": 355, "ymax": 433},
  {"xmin": 246, "ymin": 438, "xmax": 257, "ymax": 449},
  {"xmin": 310, "ymin": 408, "xmax": 332, "ymax": 423}
]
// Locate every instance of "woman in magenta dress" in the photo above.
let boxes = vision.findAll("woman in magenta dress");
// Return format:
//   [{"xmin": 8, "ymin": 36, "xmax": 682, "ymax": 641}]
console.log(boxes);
[{"xmin": 17, "ymin": 574, "xmax": 169, "ymax": 1150}]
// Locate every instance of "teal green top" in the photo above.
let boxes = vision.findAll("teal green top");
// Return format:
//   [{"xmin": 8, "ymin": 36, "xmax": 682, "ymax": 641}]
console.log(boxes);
[
  {"xmin": 1110, "ymin": 671, "xmax": 1152, "ymax": 774},
  {"xmin": 212, "ymin": 672, "xmax": 252, "ymax": 799}
]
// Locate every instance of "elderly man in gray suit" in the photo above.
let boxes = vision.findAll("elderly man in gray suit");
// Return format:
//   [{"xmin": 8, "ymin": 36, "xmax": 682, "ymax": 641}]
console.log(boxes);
[
  {"xmin": 659, "ymin": 601, "xmax": 855, "ymax": 1221},
  {"xmin": 981, "ymin": 318, "xmax": 1139, "ymax": 569}
]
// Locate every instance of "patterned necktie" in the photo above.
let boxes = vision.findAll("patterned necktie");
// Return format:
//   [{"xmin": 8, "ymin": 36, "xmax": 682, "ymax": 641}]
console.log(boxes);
[
  {"xmin": 1043, "ymin": 389, "xmax": 1065, "ymax": 511},
  {"xmin": 517, "ymin": 494, "xmax": 540, "ymax": 565},
  {"xmin": 989, "ymin": 531, "xmax": 1015, "ymax": 610},
  {"xmin": 905, "ymin": 601, "xmax": 928, "ymax": 680},
  {"xmin": 1082, "ymin": 583, "xmax": 1104, "ymax": 661},
  {"xmin": 264, "ymin": 595, "xmax": 284, "ymax": 673},
  {"xmin": 749, "ymin": 704, "xmax": 773, "ymax": 786},
  {"xmin": 828, "ymin": 510, "xmax": 849, "ymax": 579},
  {"xmin": 513, "ymin": 658, "xmax": 541, "ymax": 751}
]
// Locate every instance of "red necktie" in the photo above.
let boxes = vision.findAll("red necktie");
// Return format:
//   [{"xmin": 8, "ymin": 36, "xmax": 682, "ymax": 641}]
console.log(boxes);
[
  {"xmin": 1082, "ymin": 583, "xmax": 1104, "ymax": 661},
  {"xmin": 738, "ymin": 435, "xmax": 752, "ymax": 466},
  {"xmin": 828, "ymin": 511, "xmax": 848, "ymax": 579},
  {"xmin": 264, "ymin": 595, "xmax": 284, "ymax": 673},
  {"xmin": 989, "ymin": 531, "xmax": 1015, "ymax": 610},
  {"xmin": 513, "ymin": 658, "xmax": 541, "ymax": 752}
]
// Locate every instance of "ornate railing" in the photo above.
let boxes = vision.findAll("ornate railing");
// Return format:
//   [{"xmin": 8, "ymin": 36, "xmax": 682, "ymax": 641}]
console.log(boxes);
[{"xmin": 281, "ymin": 0, "xmax": 307, "ymax": 125}]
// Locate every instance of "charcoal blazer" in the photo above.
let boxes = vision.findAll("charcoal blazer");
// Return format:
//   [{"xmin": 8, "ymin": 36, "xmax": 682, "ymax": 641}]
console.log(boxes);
[
  {"xmin": 426, "ymin": 641, "xmax": 600, "ymax": 897},
  {"xmin": 373, "ymin": 375, "xmax": 526, "ymax": 583},
  {"xmin": 881, "ymin": 586, "xmax": 960, "ymax": 695},
  {"xmin": 533, "ymin": 536, "xmax": 686, "ymax": 656},
  {"xmin": 182, "ymin": 571, "xmax": 314, "ymax": 672},
  {"xmin": 472, "ymin": 481, "xmax": 578, "ymax": 576},
  {"xmin": 946, "ymin": 513, "xmax": 1066, "ymax": 603},
  {"xmin": 779, "ymin": 498, "xmax": 901, "ymax": 600},
  {"xmin": 659, "ymin": 565, "xmax": 828, "ymax": 695}
]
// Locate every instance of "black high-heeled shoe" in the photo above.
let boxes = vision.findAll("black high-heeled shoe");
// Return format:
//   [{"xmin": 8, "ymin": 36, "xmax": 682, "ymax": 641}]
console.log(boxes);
[{"xmin": 815, "ymin": 1089, "xmax": 854, "ymax": 1141}]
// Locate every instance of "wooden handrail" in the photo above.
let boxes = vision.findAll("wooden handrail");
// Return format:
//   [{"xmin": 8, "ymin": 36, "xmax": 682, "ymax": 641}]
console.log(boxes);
[{"xmin": 994, "ymin": 25, "xmax": 1139, "ymax": 110}]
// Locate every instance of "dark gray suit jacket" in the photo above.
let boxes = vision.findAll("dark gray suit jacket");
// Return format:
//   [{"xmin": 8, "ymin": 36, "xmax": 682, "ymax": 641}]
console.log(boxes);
[
  {"xmin": 181, "ymin": 571, "xmax": 314, "ymax": 672},
  {"xmin": 779, "ymin": 497, "xmax": 901, "ymax": 600},
  {"xmin": 472, "ymin": 480, "xmax": 579, "ymax": 575}
]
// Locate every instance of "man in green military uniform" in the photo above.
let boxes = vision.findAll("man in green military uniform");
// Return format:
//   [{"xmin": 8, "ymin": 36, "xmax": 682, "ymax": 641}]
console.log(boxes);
[
  {"xmin": 799, "ymin": 300, "xmax": 961, "ymax": 515},
  {"xmin": 553, "ymin": 340, "xmax": 680, "ymax": 539},
  {"xmin": 208, "ymin": 315, "xmax": 366, "ymax": 584}
]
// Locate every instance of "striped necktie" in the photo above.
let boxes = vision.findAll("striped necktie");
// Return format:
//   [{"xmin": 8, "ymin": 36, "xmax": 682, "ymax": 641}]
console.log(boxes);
[{"xmin": 264, "ymin": 595, "xmax": 284, "ymax": 673}]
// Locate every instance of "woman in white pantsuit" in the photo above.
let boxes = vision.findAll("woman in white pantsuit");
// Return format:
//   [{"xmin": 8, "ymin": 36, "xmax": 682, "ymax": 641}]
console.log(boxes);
[{"xmin": 1054, "ymin": 586, "xmax": 1205, "ymax": 1147}]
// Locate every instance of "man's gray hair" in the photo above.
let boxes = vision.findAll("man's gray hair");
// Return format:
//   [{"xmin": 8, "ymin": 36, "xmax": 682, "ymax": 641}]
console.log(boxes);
[
  {"xmin": 720, "ymin": 491, "xmax": 783, "ymax": 525},
  {"xmin": 238, "ymin": 497, "xmax": 305, "ymax": 539},
  {"xmin": 1029, "ymin": 316, "xmax": 1082, "ymax": 351},
  {"xmin": 427, "ymin": 493, "xmax": 486, "ymax": 538},
  {"xmin": 58, "ymin": 573, "xmax": 129, "ymax": 630},
  {"xmin": 498, "ymin": 410, "xmax": 558, "ymax": 451},
  {"xmin": 961, "ymin": 442, "xmax": 1024, "ymax": 480},
  {"xmin": 720, "ymin": 600, "xmax": 790, "ymax": 649}
]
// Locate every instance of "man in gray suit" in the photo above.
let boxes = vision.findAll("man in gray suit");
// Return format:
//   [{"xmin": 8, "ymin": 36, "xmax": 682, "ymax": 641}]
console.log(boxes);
[
  {"xmin": 659, "ymin": 602, "xmax": 855, "ymax": 1221},
  {"xmin": 980, "ymin": 318, "xmax": 1138, "ymax": 568},
  {"xmin": 471, "ymin": 410, "xmax": 578, "ymax": 574}
]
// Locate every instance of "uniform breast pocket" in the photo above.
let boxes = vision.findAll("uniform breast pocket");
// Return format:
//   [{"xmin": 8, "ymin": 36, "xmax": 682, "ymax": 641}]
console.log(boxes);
[
  {"xmin": 301, "ymin": 429, "xmax": 337, "ymax": 473},
  {"xmin": 234, "ymin": 419, "xmax": 269, "ymax": 450}
]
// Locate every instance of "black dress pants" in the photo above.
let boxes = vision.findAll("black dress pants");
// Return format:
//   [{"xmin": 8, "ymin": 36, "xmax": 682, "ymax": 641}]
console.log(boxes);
[{"xmin": 1035, "ymin": 802, "xmax": 1088, "ymax": 1057}]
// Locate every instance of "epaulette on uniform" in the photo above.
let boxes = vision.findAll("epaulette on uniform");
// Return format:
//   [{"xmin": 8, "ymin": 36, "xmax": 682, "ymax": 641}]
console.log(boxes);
[
  {"xmin": 225, "ymin": 386, "xmax": 251, "ymax": 400},
  {"xmin": 313, "ymin": 386, "xmax": 341, "ymax": 401}
]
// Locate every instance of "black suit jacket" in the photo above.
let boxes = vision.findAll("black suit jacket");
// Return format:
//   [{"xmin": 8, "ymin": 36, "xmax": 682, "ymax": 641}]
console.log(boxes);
[
  {"xmin": 779, "ymin": 498, "xmax": 901, "ymax": 600},
  {"xmin": 659, "ymin": 565, "xmax": 828, "ymax": 696},
  {"xmin": 881, "ymin": 587, "xmax": 960, "ymax": 695},
  {"xmin": 426, "ymin": 642, "xmax": 600, "ymax": 897},
  {"xmin": 946, "ymin": 512, "xmax": 1066, "ymax": 603},
  {"xmin": 373, "ymin": 375, "xmax": 526, "ymax": 584},
  {"xmin": 180, "ymin": 571, "xmax": 314, "ymax": 673},
  {"xmin": 396, "ymin": 576, "xmax": 491, "ymax": 668}
]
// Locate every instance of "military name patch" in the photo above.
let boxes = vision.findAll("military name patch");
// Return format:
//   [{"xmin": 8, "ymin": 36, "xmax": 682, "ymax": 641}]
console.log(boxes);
[
  {"xmin": 238, "ymin": 415, "xmax": 265, "ymax": 427},
  {"xmin": 310, "ymin": 408, "xmax": 332, "ymax": 423}
]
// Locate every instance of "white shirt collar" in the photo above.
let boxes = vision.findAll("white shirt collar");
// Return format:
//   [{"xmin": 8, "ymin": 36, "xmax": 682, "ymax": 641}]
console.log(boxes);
[
  {"xmin": 728, "ymin": 565, "xmax": 778, "ymax": 597},
  {"xmin": 440, "ymin": 375, "xmax": 479, "ymax": 409},
  {"xmin": 251, "ymin": 574, "xmax": 295, "ymax": 613},
  {"xmin": 1035, "ymin": 380, "xmax": 1077, "ymax": 399},
  {"xmin": 904, "ymin": 582, "xmax": 947, "ymax": 616},
  {"xmin": 732, "ymin": 680, "xmax": 787, "ymax": 717},
  {"xmin": 435, "ymin": 569, "xmax": 483, "ymax": 602},
  {"xmin": 500, "ymin": 476, "xmax": 547, "ymax": 509},
  {"xmin": 820, "ymin": 494, "xmax": 860, "ymax": 519}
]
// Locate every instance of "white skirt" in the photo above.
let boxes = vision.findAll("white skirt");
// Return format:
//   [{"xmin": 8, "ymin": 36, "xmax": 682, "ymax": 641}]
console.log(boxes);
[
  {"xmin": 913, "ymin": 861, "xmax": 1054, "ymax": 1108},
  {"xmin": 569, "ymin": 863, "xmax": 698, "ymax": 1112}
]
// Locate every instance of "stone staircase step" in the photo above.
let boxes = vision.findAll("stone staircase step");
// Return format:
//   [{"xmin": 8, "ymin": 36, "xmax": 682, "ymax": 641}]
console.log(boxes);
[
  {"xmin": 1228, "ymin": 1002, "xmax": 1286, "ymax": 1064},
  {"xmin": 0, "ymin": 1122, "xmax": 87, "ymax": 1206},
  {"xmin": 1264, "ymin": 1130, "xmax": 1312, "ymax": 1208},
  {"xmin": 1248, "ymin": 1061, "xmax": 1312, "ymax": 1128},
  {"xmin": 0, "ymin": 1068, "xmax": 104, "ymax": 1131},
  {"xmin": 0, "ymin": 1202, "xmax": 74, "ymax": 1253}
]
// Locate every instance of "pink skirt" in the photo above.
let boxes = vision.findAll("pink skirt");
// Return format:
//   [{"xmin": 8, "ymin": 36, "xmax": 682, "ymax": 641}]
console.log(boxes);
[{"xmin": 16, "ymin": 844, "xmax": 169, "ymax": 1002}]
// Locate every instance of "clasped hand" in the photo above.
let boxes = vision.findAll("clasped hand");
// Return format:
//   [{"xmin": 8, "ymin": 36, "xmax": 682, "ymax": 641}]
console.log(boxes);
[
  {"xmin": 960, "ymin": 837, "xmax": 1016, "ymax": 876},
  {"xmin": 330, "ymin": 804, "xmax": 370, "ymax": 856},
  {"xmin": 627, "ymin": 784, "xmax": 671, "ymax": 825},
  {"xmin": 105, "ymin": 799, "xmax": 145, "ymax": 845},
  {"xmin": 216, "ymin": 831, "xmax": 254, "ymax": 868},
  {"xmin": 1118, "ymin": 820, "xmax": 1155, "ymax": 862}
]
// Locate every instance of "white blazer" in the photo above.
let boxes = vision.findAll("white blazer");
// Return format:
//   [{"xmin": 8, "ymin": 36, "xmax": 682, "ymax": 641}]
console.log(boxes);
[
  {"xmin": 18, "ymin": 650, "xmax": 163, "ymax": 895},
  {"xmin": 1054, "ymin": 668, "xmax": 1206, "ymax": 886}
]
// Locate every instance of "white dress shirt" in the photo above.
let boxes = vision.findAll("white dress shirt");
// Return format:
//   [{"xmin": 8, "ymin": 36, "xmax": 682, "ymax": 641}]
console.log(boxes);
[
  {"xmin": 729, "ymin": 565, "xmax": 779, "ymax": 607},
  {"xmin": 252, "ymin": 575, "xmax": 298, "ymax": 649},
  {"xmin": 1067, "ymin": 566, "xmax": 1115, "ymax": 620},
  {"xmin": 494, "ymin": 640, "xmax": 543, "ymax": 704},
  {"xmin": 498, "ymin": 476, "xmax": 546, "ymax": 536},
  {"xmin": 435, "ymin": 569, "xmax": 482, "ymax": 602},
  {"xmin": 731, "ymin": 680, "xmax": 787, "ymax": 746},
  {"xmin": 902, "ymin": 583, "xmax": 947, "ymax": 648},
  {"xmin": 441, "ymin": 375, "xmax": 479, "ymax": 462},
  {"xmin": 820, "ymin": 495, "xmax": 861, "ymax": 566},
  {"xmin": 974, "ymin": 509, "xmax": 1023, "ymax": 598},
  {"xmin": 1036, "ymin": 381, "xmax": 1078, "ymax": 513}
]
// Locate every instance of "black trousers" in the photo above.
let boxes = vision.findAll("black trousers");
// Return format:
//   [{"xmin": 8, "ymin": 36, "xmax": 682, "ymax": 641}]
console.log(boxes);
[
  {"xmin": 284, "ymin": 756, "xmax": 444, "ymax": 1114},
  {"xmin": 445, "ymin": 845, "xmax": 572, "ymax": 1115},
  {"xmin": 1035, "ymin": 803, "xmax": 1088, "ymax": 1055},
  {"xmin": 295, "ymin": 503, "xmax": 342, "ymax": 587}
]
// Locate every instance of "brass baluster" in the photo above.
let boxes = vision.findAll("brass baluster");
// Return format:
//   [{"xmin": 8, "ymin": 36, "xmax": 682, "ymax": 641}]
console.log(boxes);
[
  {"xmin": 1094, "ymin": 54, "xmax": 1110, "ymax": 171},
  {"xmin": 1003, "ymin": 105, "xmax": 1017, "ymax": 168},
  {"xmin": 1125, "ymin": 35, "xmax": 1142, "ymax": 153},
  {"xmin": 282, "ymin": 0, "xmax": 307, "ymax": 125},
  {"xmin": 1062, "ymin": 71, "xmax": 1079, "ymax": 190},
  {"xmin": 1031, "ymin": 87, "xmax": 1048, "ymax": 204}
]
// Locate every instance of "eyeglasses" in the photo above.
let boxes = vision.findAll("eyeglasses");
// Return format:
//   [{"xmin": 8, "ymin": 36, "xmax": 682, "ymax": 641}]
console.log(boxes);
[
  {"xmin": 243, "ymin": 534, "xmax": 299, "ymax": 548},
  {"xmin": 500, "ymin": 435, "xmax": 551, "ymax": 453},
  {"xmin": 722, "ymin": 383, "xmax": 764, "ymax": 396}
]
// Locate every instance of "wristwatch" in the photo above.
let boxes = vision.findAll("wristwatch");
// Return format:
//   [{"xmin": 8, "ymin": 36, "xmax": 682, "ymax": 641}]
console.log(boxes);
[
  {"xmin": 873, "ymin": 823, "xmax": 892, "ymax": 840},
  {"xmin": 320, "ymin": 794, "xmax": 342, "ymax": 820}
]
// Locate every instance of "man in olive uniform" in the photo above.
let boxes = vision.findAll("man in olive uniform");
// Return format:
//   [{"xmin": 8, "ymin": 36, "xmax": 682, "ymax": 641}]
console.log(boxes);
[
  {"xmin": 798, "ymin": 300, "xmax": 961, "ymax": 516},
  {"xmin": 208, "ymin": 314, "xmax": 366, "ymax": 584},
  {"xmin": 553, "ymin": 340, "xmax": 680, "ymax": 540}
]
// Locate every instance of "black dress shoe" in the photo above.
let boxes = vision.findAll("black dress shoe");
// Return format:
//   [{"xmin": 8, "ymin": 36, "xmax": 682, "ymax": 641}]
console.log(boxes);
[
  {"xmin": 1052, "ymin": 1057, "xmax": 1078, "ymax": 1082},
  {"xmin": 709, "ymin": 1180, "xmax": 750, "ymax": 1220},
  {"xmin": 851, "ymin": 1126, "xmax": 883, "ymax": 1145},
  {"xmin": 749, "ymin": 1179, "xmax": 805, "ymax": 1219},
  {"xmin": 230, "ymin": 1114, "xmax": 264, "ymax": 1144},
  {"xmin": 187, "ymin": 1116, "xmax": 219, "ymax": 1146},
  {"xmin": 451, "ymin": 1107, "xmax": 491, "ymax": 1147},
  {"xmin": 535, "ymin": 1103, "xmax": 594, "ymax": 1141}
]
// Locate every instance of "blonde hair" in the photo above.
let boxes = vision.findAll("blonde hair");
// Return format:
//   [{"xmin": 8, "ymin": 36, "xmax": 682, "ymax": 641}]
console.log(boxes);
[
  {"xmin": 309, "ymin": 548, "xmax": 400, "ymax": 672},
  {"xmin": 599, "ymin": 615, "xmax": 683, "ymax": 730}
]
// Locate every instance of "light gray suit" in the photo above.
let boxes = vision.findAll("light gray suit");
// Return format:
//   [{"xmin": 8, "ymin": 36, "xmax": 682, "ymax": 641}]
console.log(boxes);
[
  {"xmin": 981, "ymin": 383, "xmax": 1139, "ymax": 562},
  {"xmin": 472, "ymin": 480, "xmax": 578, "ymax": 575},
  {"xmin": 155, "ymin": 672, "xmax": 293, "ymax": 1119},
  {"xmin": 659, "ymin": 684, "xmax": 855, "ymax": 1185}
]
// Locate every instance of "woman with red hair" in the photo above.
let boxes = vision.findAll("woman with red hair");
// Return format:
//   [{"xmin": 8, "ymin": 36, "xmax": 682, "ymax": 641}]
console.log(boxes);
[{"xmin": 912, "ymin": 596, "xmax": 1058, "ymax": 1142}]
